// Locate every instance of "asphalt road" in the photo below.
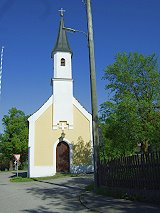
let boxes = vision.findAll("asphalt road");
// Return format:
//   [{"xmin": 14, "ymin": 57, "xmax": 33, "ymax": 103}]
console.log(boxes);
[
  {"xmin": 0, "ymin": 172, "xmax": 93, "ymax": 213},
  {"xmin": 0, "ymin": 172, "xmax": 160, "ymax": 213}
]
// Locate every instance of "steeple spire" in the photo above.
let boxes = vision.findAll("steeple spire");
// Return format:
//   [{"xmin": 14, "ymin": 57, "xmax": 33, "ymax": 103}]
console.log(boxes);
[{"xmin": 51, "ymin": 9, "xmax": 72, "ymax": 57}]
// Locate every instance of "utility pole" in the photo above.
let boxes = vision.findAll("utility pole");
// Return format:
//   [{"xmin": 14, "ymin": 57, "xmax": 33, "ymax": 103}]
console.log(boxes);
[
  {"xmin": 86, "ymin": 0, "xmax": 99, "ymax": 188},
  {"xmin": 62, "ymin": 0, "xmax": 99, "ymax": 188}
]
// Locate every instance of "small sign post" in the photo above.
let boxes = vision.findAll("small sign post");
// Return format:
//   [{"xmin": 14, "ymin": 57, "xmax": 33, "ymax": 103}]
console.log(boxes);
[{"xmin": 13, "ymin": 154, "xmax": 20, "ymax": 177}]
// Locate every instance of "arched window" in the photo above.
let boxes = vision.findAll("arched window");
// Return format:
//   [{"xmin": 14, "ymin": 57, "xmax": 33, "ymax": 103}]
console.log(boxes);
[{"xmin": 61, "ymin": 58, "xmax": 65, "ymax": 66}]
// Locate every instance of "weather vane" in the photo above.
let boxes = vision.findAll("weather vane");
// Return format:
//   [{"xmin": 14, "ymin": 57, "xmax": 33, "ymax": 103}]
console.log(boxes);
[{"xmin": 58, "ymin": 8, "xmax": 65, "ymax": 17}]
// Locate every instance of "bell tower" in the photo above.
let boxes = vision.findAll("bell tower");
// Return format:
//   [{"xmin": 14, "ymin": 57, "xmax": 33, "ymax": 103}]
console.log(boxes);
[{"xmin": 51, "ymin": 9, "xmax": 73, "ymax": 129}]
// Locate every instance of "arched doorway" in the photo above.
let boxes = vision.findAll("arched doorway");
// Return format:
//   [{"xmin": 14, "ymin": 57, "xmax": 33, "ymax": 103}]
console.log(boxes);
[{"xmin": 56, "ymin": 141, "xmax": 70, "ymax": 173}]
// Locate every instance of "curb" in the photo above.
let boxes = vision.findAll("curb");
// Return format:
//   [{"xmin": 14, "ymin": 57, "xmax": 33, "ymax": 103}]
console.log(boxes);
[{"xmin": 79, "ymin": 192, "xmax": 104, "ymax": 213}]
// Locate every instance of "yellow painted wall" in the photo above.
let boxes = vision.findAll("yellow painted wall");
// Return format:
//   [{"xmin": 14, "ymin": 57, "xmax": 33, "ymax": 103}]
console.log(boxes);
[{"xmin": 34, "ymin": 104, "xmax": 91, "ymax": 166}]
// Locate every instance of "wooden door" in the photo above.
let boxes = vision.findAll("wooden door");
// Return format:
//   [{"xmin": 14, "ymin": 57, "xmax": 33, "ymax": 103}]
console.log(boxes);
[{"xmin": 56, "ymin": 141, "xmax": 70, "ymax": 173}]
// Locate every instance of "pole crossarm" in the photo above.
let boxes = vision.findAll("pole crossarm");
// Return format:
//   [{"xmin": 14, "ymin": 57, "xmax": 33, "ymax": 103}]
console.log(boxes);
[{"xmin": 63, "ymin": 27, "xmax": 88, "ymax": 37}]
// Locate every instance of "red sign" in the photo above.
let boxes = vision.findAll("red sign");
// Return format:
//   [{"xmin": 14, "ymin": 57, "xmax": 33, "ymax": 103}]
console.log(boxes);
[{"xmin": 14, "ymin": 154, "xmax": 20, "ymax": 161}]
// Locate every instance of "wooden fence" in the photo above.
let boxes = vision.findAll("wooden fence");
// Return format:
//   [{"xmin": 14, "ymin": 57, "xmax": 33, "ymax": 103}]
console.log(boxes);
[{"xmin": 98, "ymin": 152, "xmax": 160, "ymax": 190}]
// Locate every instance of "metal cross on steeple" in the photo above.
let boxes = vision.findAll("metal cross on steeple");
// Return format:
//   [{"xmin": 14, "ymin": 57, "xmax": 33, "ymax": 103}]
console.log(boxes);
[{"xmin": 58, "ymin": 8, "xmax": 65, "ymax": 17}]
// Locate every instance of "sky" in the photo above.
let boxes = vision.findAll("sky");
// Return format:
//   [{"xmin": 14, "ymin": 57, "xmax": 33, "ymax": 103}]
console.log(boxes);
[{"xmin": 0, "ymin": 0, "xmax": 160, "ymax": 132}]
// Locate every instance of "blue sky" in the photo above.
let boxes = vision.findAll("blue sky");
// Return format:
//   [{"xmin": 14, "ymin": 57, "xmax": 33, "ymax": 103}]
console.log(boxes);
[{"xmin": 0, "ymin": 0, "xmax": 160, "ymax": 132}]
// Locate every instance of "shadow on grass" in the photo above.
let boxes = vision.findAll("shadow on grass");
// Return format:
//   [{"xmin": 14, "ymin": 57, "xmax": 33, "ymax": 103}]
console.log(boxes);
[{"xmin": 10, "ymin": 171, "xmax": 28, "ymax": 178}]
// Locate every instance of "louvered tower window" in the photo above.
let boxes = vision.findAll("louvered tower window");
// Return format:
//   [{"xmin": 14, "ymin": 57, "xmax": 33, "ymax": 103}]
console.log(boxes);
[{"xmin": 61, "ymin": 58, "xmax": 65, "ymax": 66}]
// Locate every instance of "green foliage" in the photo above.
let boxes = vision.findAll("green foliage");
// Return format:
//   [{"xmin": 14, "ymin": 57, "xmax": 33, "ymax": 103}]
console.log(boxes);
[
  {"xmin": 10, "ymin": 176, "xmax": 33, "ymax": 183},
  {"xmin": 100, "ymin": 52, "xmax": 160, "ymax": 159},
  {"xmin": 0, "ymin": 108, "xmax": 29, "ymax": 168},
  {"xmin": 72, "ymin": 136, "xmax": 92, "ymax": 165},
  {"xmin": 85, "ymin": 183, "xmax": 94, "ymax": 191},
  {"xmin": 10, "ymin": 172, "xmax": 86, "ymax": 182},
  {"xmin": 0, "ymin": 153, "xmax": 10, "ymax": 171}
]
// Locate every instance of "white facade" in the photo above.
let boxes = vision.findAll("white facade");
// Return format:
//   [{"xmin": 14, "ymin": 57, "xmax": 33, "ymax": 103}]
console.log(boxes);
[
  {"xmin": 53, "ymin": 52, "xmax": 72, "ymax": 79},
  {"xmin": 28, "ymin": 96, "xmax": 93, "ymax": 178},
  {"xmin": 28, "ymin": 15, "xmax": 93, "ymax": 178},
  {"xmin": 52, "ymin": 51, "xmax": 73, "ymax": 129}
]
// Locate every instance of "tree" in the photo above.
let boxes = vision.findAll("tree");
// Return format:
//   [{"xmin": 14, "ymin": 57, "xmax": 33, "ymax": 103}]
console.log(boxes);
[
  {"xmin": 100, "ymin": 52, "xmax": 160, "ymax": 158},
  {"xmin": 0, "ymin": 108, "xmax": 29, "ymax": 168}
]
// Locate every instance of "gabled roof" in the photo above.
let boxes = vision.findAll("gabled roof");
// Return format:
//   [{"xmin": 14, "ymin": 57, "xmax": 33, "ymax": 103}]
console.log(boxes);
[
  {"xmin": 51, "ymin": 16, "xmax": 72, "ymax": 57},
  {"xmin": 28, "ymin": 95, "xmax": 92, "ymax": 123}
]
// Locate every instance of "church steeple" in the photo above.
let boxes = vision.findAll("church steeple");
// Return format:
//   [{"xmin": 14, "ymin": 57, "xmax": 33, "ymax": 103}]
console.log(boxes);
[
  {"xmin": 52, "ymin": 9, "xmax": 73, "ymax": 129},
  {"xmin": 51, "ymin": 9, "xmax": 72, "ymax": 58}
]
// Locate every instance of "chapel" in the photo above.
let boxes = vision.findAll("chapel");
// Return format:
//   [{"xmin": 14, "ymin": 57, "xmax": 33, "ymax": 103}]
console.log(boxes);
[{"xmin": 28, "ymin": 11, "xmax": 93, "ymax": 178}]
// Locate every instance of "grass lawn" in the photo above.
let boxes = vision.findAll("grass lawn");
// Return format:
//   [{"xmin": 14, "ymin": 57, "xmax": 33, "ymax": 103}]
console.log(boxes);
[{"xmin": 10, "ymin": 172, "xmax": 91, "ymax": 183}]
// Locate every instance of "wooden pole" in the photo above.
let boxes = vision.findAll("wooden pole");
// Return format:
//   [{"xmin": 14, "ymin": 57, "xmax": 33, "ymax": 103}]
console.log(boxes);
[{"xmin": 86, "ymin": 0, "xmax": 99, "ymax": 188}]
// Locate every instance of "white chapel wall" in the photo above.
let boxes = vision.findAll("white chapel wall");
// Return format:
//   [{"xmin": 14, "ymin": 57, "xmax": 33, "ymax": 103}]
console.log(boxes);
[{"xmin": 29, "ymin": 98, "xmax": 93, "ymax": 177}]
